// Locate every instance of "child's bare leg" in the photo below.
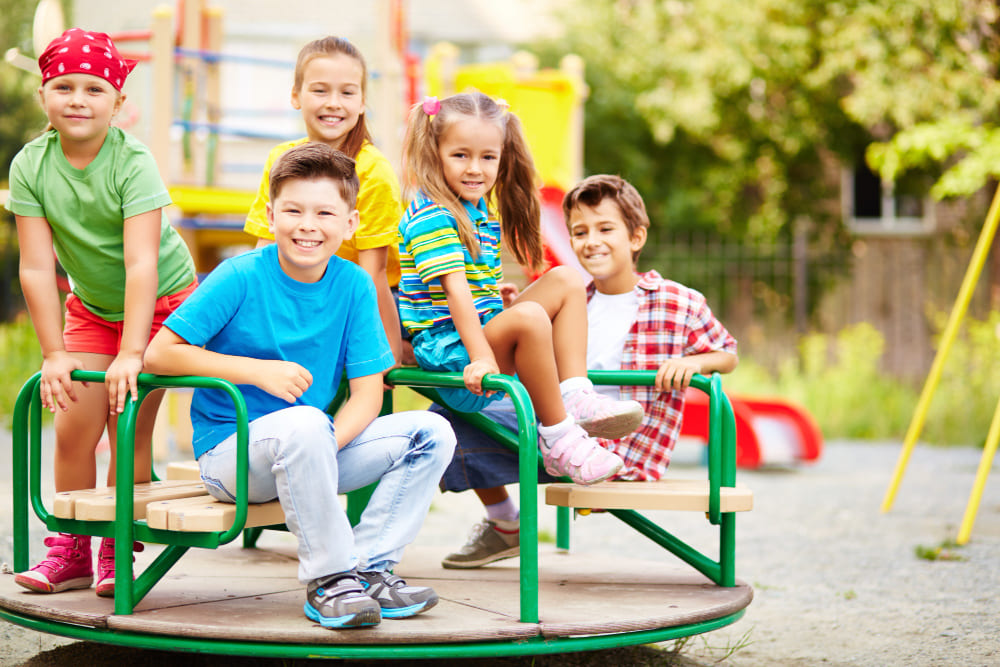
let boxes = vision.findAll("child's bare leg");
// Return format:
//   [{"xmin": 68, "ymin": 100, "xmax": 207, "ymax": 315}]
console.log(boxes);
[
  {"xmin": 474, "ymin": 487, "xmax": 509, "ymax": 505},
  {"xmin": 106, "ymin": 388, "xmax": 163, "ymax": 486},
  {"xmin": 484, "ymin": 303, "xmax": 566, "ymax": 426},
  {"xmin": 53, "ymin": 352, "xmax": 113, "ymax": 492},
  {"xmin": 511, "ymin": 265, "xmax": 588, "ymax": 380}
]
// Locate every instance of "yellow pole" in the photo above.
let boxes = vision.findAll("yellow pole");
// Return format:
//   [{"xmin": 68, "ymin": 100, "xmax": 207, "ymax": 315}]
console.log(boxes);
[
  {"xmin": 957, "ymin": 395, "xmax": 1000, "ymax": 544},
  {"xmin": 881, "ymin": 182, "xmax": 1000, "ymax": 512}
]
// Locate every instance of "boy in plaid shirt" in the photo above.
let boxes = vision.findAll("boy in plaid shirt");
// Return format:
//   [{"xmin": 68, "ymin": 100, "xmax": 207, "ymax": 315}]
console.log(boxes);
[{"xmin": 436, "ymin": 174, "xmax": 738, "ymax": 569}]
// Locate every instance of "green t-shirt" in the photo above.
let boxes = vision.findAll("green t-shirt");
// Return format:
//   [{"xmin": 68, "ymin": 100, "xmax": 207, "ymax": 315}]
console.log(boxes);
[{"xmin": 6, "ymin": 128, "xmax": 195, "ymax": 321}]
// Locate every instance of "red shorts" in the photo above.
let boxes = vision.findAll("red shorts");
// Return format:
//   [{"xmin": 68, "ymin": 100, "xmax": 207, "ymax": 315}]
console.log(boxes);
[{"xmin": 63, "ymin": 281, "xmax": 198, "ymax": 356}]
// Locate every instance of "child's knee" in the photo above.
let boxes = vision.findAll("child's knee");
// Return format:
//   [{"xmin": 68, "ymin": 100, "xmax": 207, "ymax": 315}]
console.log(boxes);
[
  {"xmin": 545, "ymin": 264, "xmax": 586, "ymax": 291},
  {"xmin": 283, "ymin": 405, "xmax": 336, "ymax": 445},
  {"xmin": 412, "ymin": 411, "xmax": 457, "ymax": 460}
]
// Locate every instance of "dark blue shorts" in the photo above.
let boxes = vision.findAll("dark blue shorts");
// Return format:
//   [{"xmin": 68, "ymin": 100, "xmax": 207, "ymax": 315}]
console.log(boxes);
[{"xmin": 434, "ymin": 398, "xmax": 559, "ymax": 492}]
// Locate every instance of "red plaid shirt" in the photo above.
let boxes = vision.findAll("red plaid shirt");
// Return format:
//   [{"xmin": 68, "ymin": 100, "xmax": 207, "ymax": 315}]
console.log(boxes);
[{"xmin": 590, "ymin": 270, "xmax": 737, "ymax": 480}]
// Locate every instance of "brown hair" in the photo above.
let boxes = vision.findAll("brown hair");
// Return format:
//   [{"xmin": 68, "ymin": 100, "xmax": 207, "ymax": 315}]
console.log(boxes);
[
  {"xmin": 292, "ymin": 36, "xmax": 371, "ymax": 160},
  {"xmin": 401, "ymin": 91, "xmax": 543, "ymax": 271},
  {"xmin": 269, "ymin": 142, "xmax": 360, "ymax": 209},
  {"xmin": 562, "ymin": 174, "xmax": 650, "ymax": 262}
]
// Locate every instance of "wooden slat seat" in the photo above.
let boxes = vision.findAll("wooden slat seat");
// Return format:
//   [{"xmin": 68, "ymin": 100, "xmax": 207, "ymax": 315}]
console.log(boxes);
[
  {"xmin": 52, "ymin": 481, "xmax": 208, "ymax": 521},
  {"xmin": 165, "ymin": 460, "xmax": 201, "ymax": 481},
  {"xmin": 145, "ymin": 495, "xmax": 285, "ymax": 532},
  {"xmin": 545, "ymin": 480, "xmax": 753, "ymax": 513}
]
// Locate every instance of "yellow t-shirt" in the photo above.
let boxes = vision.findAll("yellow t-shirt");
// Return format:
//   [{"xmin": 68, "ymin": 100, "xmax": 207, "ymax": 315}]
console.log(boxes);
[{"xmin": 244, "ymin": 138, "xmax": 402, "ymax": 286}]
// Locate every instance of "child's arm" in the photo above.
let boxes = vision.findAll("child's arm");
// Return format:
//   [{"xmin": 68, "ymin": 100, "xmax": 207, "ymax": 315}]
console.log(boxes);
[
  {"xmin": 15, "ymin": 214, "xmax": 82, "ymax": 412},
  {"xmin": 655, "ymin": 350, "xmax": 739, "ymax": 392},
  {"xmin": 439, "ymin": 271, "xmax": 499, "ymax": 396},
  {"xmin": 106, "ymin": 209, "xmax": 162, "ymax": 414},
  {"xmin": 332, "ymin": 371, "xmax": 384, "ymax": 447},
  {"xmin": 357, "ymin": 246, "xmax": 402, "ymax": 364},
  {"xmin": 145, "ymin": 328, "xmax": 313, "ymax": 402}
]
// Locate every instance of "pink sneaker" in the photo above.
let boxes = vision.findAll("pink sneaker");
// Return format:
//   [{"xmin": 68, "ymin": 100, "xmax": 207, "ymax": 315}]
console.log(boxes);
[
  {"xmin": 563, "ymin": 388, "xmax": 644, "ymax": 439},
  {"xmin": 540, "ymin": 424, "xmax": 624, "ymax": 485},
  {"xmin": 96, "ymin": 537, "xmax": 145, "ymax": 598},
  {"xmin": 14, "ymin": 534, "xmax": 93, "ymax": 593}
]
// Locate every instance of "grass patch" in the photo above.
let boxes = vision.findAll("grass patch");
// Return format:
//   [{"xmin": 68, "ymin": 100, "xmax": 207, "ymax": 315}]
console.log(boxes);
[
  {"xmin": 1, "ymin": 314, "xmax": 42, "ymax": 429},
  {"xmin": 915, "ymin": 540, "xmax": 967, "ymax": 562}
]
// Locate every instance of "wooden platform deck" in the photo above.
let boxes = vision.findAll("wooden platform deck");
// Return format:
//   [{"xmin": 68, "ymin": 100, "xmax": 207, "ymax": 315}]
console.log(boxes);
[{"xmin": 0, "ymin": 542, "xmax": 752, "ymax": 647}]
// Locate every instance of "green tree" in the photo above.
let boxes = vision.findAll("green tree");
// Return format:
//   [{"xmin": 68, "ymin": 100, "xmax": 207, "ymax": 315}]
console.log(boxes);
[
  {"xmin": 1, "ymin": 0, "xmax": 47, "ymax": 179},
  {"xmin": 538, "ymin": 0, "xmax": 1000, "ymax": 238}
]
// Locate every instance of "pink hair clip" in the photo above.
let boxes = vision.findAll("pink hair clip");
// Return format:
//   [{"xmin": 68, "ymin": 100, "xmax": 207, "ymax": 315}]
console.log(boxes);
[
  {"xmin": 495, "ymin": 98, "xmax": 510, "ymax": 113},
  {"xmin": 422, "ymin": 96, "xmax": 441, "ymax": 116}
]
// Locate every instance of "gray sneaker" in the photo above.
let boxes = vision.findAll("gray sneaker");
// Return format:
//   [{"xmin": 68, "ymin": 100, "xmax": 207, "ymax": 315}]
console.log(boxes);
[
  {"xmin": 441, "ymin": 518, "xmax": 520, "ymax": 569},
  {"xmin": 356, "ymin": 570, "xmax": 438, "ymax": 618},
  {"xmin": 304, "ymin": 571, "xmax": 381, "ymax": 628}
]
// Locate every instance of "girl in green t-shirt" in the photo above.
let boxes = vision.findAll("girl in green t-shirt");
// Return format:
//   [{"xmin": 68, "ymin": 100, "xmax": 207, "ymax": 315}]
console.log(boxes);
[{"xmin": 5, "ymin": 29, "xmax": 196, "ymax": 598}]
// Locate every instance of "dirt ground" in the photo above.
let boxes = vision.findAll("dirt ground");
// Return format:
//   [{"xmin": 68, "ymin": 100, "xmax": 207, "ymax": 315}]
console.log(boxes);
[{"xmin": 3, "ymin": 439, "xmax": 1000, "ymax": 666}]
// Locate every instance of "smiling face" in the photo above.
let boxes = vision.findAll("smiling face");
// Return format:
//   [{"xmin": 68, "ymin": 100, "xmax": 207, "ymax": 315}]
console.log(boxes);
[
  {"xmin": 267, "ymin": 176, "xmax": 359, "ymax": 283},
  {"xmin": 39, "ymin": 73, "xmax": 123, "ymax": 157},
  {"xmin": 437, "ymin": 116, "xmax": 503, "ymax": 204},
  {"xmin": 568, "ymin": 198, "xmax": 647, "ymax": 294},
  {"xmin": 291, "ymin": 54, "xmax": 365, "ymax": 151}
]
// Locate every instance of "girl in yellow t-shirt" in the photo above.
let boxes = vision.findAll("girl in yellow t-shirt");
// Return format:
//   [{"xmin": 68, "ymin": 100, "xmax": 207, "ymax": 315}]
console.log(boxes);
[{"xmin": 244, "ymin": 36, "xmax": 402, "ymax": 361}]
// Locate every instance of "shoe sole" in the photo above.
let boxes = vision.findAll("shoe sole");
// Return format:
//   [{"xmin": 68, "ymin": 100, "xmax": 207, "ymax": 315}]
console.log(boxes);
[
  {"xmin": 96, "ymin": 581, "xmax": 115, "ymax": 598},
  {"xmin": 441, "ymin": 545, "xmax": 521, "ymax": 569},
  {"xmin": 380, "ymin": 595, "xmax": 438, "ymax": 618},
  {"xmin": 304, "ymin": 602, "xmax": 381, "ymax": 628},
  {"xmin": 14, "ymin": 573, "xmax": 93, "ymax": 594},
  {"xmin": 577, "ymin": 409, "xmax": 644, "ymax": 440}
]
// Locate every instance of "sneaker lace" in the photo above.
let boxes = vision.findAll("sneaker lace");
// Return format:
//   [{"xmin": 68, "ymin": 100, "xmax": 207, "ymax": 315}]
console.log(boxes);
[
  {"xmin": 462, "ymin": 520, "xmax": 491, "ymax": 549},
  {"xmin": 37, "ymin": 535, "xmax": 82, "ymax": 571}
]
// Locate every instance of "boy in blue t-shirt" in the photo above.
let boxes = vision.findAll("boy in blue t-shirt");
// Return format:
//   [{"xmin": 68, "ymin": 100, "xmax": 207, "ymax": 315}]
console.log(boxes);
[{"xmin": 145, "ymin": 143, "xmax": 456, "ymax": 629}]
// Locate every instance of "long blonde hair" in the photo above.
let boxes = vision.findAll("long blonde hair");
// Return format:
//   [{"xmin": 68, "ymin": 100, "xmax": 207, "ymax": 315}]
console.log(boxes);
[
  {"xmin": 293, "ymin": 36, "xmax": 371, "ymax": 160},
  {"xmin": 402, "ymin": 92, "xmax": 543, "ymax": 271}
]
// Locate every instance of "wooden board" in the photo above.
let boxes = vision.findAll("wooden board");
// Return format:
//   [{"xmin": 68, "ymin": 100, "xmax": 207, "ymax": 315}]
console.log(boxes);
[
  {"xmin": 72, "ymin": 482, "xmax": 208, "ymax": 521},
  {"xmin": 52, "ymin": 481, "xmax": 207, "ymax": 520},
  {"xmin": 142, "ymin": 497, "xmax": 286, "ymax": 532},
  {"xmin": 165, "ymin": 460, "xmax": 201, "ymax": 481},
  {"xmin": 545, "ymin": 480, "xmax": 753, "ymax": 512}
]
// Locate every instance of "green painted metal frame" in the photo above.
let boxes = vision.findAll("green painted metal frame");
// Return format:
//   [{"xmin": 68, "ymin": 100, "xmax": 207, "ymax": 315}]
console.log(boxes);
[
  {"xmin": 9, "ymin": 366, "xmax": 743, "ymax": 657},
  {"xmin": 0, "ymin": 606, "xmax": 745, "ymax": 659}
]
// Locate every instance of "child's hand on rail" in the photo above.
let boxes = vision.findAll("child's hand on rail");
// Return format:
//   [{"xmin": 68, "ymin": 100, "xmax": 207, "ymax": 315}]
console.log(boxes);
[
  {"xmin": 655, "ymin": 358, "xmax": 702, "ymax": 392},
  {"xmin": 106, "ymin": 351, "xmax": 143, "ymax": 414},
  {"xmin": 463, "ymin": 357, "xmax": 500, "ymax": 397},
  {"xmin": 255, "ymin": 360, "xmax": 313, "ymax": 403},
  {"xmin": 39, "ymin": 351, "xmax": 83, "ymax": 412}
]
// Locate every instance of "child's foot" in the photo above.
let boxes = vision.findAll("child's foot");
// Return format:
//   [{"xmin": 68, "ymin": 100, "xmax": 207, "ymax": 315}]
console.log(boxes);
[
  {"xmin": 564, "ymin": 388, "xmax": 644, "ymax": 439},
  {"xmin": 356, "ymin": 570, "xmax": 438, "ymax": 618},
  {"xmin": 95, "ymin": 537, "xmax": 145, "ymax": 597},
  {"xmin": 14, "ymin": 534, "xmax": 93, "ymax": 593},
  {"xmin": 441, "ymin": 518, "xmax": 520, "ymax": 569},
  {"xmin": 540, "ymin": 424, "xmax": 624, "ymax": 485},
  {"xmin": 304, "ymin": 572, "xmax": 382, "ymax": 628}
]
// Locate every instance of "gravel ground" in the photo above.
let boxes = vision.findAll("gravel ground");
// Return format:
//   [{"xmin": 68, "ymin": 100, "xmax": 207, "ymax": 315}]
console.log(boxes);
[{"xmin": 2, "ymin": 437, "xmax": 1000, "ymax": 666}]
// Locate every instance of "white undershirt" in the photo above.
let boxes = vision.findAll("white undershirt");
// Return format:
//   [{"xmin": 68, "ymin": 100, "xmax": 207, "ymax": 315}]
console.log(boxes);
[{"xmin": 587, "ymin": 289, "xmax": 640, "ymax": 399}]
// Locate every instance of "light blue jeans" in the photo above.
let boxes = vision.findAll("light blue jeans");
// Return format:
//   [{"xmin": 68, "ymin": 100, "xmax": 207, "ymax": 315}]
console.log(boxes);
[{"xmin": 197, "ymin": 405, "xmax": 456, "ymax": 583}]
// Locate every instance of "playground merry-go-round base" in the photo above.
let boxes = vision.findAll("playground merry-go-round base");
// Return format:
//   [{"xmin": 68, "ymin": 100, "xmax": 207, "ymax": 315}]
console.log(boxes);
[{"xmin": 0, "ymin": 540, "xmax": 752, "ymax": 659}]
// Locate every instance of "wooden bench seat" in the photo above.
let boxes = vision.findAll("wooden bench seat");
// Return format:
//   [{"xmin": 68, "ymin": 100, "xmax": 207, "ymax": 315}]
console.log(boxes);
[
  {"xmin": 52, "ymin": 481, "xmax": 208, "ymax": 521},
  {"xmin": 165, "ymin": 460, "xmax": 201, "ymax": 481},
  {"xmin": 545, "ymin": 480, "xmax": 753, "ymax": 513},
  {"xmin": 146, "ymin": 495, "xmax": 285, "ymax": 532}
]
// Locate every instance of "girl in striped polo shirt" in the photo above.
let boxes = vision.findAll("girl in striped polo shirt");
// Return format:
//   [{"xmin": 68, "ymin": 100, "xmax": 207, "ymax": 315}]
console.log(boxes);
[{"xmin": 397, "ymin": 92, "xmax": 643, "ymax": 486}]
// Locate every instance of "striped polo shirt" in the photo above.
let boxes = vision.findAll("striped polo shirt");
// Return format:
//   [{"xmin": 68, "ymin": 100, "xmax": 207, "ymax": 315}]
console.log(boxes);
[{"xmin": 398, "ymin": 192, "xmax": 504, "ymax": 335}]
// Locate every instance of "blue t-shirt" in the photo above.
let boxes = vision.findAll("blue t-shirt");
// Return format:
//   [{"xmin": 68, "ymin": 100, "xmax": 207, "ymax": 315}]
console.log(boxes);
[{"xmin": 164, "ymin": 245, "xmax": 395, "ymax": 457}]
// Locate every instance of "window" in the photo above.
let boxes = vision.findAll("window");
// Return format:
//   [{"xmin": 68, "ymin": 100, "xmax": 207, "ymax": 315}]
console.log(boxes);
[{"xmin": 842, "ymin": 159, "xmax": 935, "ymax": 236}]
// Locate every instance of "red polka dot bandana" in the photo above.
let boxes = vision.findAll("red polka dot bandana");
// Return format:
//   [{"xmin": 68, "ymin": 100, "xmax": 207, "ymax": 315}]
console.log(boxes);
[{"xmin": 39, "ymin": 28, "xmax": 138, "ymax": 92}]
